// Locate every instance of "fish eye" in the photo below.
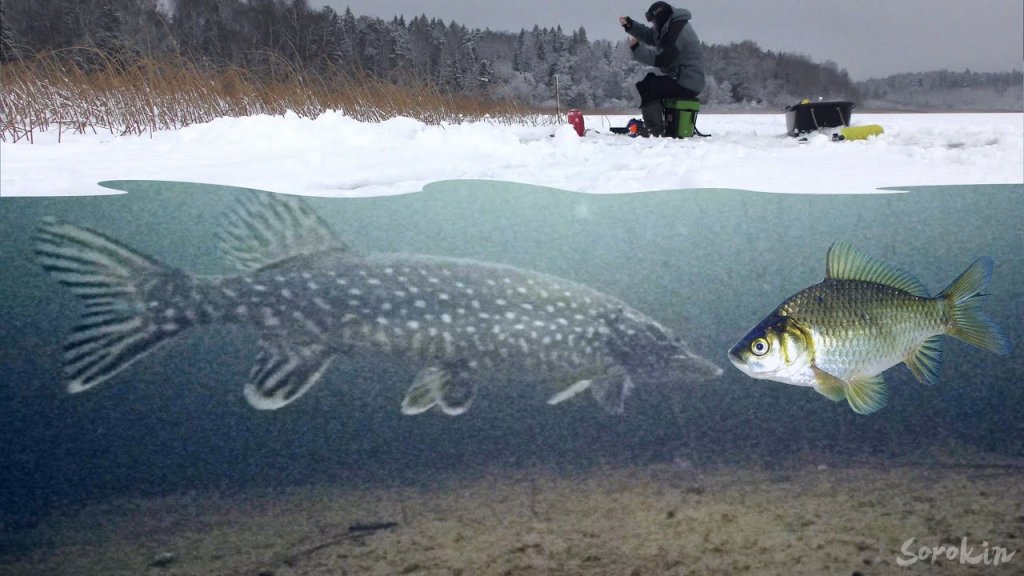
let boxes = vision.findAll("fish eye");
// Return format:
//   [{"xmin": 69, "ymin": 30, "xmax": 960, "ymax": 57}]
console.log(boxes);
[{"xmin": 751, "ymin": 338, "xmax": 770, "ymax": 356}]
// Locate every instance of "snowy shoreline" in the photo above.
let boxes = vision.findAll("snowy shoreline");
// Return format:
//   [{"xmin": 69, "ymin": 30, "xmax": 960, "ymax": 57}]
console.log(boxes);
[{"xmin": 1, "ymin": 112, "xmax": 1021, "ymax": 198}]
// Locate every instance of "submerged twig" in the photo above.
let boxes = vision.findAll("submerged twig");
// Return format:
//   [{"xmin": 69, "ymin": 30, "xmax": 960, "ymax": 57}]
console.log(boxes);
[
  {"xmin": 268, "ymin": 520, "xmax": 400, "ymax": 571},
  {"xmin": 347, "ymin": 521, "xmax": 399, "ymax": 533}
]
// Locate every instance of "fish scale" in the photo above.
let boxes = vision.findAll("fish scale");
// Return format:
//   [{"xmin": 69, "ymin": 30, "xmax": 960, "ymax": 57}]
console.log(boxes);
[
  {"xmin": 784, "ymin": 280, "xmax": 947, "ymax": 380},
  {"xmin": 213, "ymin": 252, "xmax": 623, "ymax": 375}
]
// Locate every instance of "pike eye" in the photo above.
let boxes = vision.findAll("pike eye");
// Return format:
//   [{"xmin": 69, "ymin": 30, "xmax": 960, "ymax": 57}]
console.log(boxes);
[{"xmin": 751, "ymin": 338, "xmax": 770, "ymax": 356}]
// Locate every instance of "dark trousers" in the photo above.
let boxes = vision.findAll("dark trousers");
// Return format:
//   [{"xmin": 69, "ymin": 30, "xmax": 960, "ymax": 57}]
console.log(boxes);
[{"xmin": 635, "ymin": 72, "xmax": 699, "ymax": 105}]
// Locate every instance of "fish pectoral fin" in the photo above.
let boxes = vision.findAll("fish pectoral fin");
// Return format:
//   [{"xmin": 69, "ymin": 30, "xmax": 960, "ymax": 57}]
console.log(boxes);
[
  {"xmin": 812, "ymin": 368, "xmax": 847, "ymax": 402},
  {"xmin": 906, "ymin": 335, "xmax": 944, "ymax": 386},
  {"xmin": 244, "ymin": 341, "xmax": 336, "ymax": 410},
  {"xmin": 813, "ymin": 367, "xmax": 887, "ymax": 413},
  {"xmin": 401, "ymin": 365, "xmax": 477, "ymax": 416},
  {"xmin": 844, "ymin": 374, "xmax": 889, "ymax": 415},
  {"xmin": 590, "ymin": 365, "xmax": 634, "ymax": 415},
  {"xmin": 547, "ymin": 379, "xmax": 594, "ymax": 406}
]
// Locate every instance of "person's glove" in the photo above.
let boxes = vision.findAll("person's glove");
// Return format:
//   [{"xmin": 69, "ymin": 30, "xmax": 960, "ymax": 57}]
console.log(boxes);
[{"xmin": 621, "ymin": 16, "xmax": 634, "ymax": 31}]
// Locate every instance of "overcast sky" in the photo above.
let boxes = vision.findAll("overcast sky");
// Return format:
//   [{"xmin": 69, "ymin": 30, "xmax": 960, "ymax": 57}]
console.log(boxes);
[{"xmin": 317, "ymin": 0, "xmax": 1023, "ymax": 80}]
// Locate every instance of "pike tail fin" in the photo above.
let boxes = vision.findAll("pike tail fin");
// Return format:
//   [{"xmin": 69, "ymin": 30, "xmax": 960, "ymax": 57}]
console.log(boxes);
[
  {"xmin": 940, "ymin": 257, "xmax": 1011, "ymax": 355},
  {"xmin": 34, "ymin": 219, "xmax": 194, "ymax": 393}
]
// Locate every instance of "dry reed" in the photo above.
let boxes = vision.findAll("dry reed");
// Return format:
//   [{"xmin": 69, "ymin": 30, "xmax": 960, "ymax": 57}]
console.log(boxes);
[{"xmin": 0, "ymin": 50, "xmax": 552, "ymax": 143}]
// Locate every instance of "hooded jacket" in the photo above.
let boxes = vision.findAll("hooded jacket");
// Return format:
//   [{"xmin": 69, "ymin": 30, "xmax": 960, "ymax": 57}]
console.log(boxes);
[{"xmin": 627, "ymin": 7, "xmax": 705, "ymax": 95}]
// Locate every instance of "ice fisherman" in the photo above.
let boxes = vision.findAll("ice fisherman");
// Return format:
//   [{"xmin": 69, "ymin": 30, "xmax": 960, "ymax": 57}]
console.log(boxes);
[{"xmin": 619, "ymin": 2, "xmax": 705, "ymax": 136}]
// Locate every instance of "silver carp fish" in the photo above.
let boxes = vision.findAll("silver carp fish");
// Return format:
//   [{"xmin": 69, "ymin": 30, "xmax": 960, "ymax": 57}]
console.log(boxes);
[
  {"xmin": 35, "ymin": 191, "xmax": 722, "ymax": 415},
  {"xmin": 729, "ymin": 241, "xmax": 1011, "ymax": 415}
]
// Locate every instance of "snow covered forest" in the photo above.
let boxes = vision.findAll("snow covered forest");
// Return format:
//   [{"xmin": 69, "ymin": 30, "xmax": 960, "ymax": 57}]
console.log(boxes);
[
  {"xmin": 859, "ymin": 71, "xmax": 1023, "ymax": 111},
  {"xmin": 1, "ymin": 0, "xmax": 1020, "ymax": 111}
]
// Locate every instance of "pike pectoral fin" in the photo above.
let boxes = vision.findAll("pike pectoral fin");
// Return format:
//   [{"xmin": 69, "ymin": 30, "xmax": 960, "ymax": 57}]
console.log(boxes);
[
  {"xmin": 590, "ymin": 365, "xmax": 634, "ymax": 415},
  {"xmin": 547, "ymin": 379, "xmax": 593, "ymax": 406},
  {"xmin": 244, "ymin": 341, "xmax": 336, "ymax": 410},
  {"xmin": 812, "ymin": 369, "xmax": 847, "ymax": 402},
  {"xmin": 906, "ymin": 335, "xmax": 944, "ymax": 386},
  {"xmin": 401, "ymin": 365, "xmax": 477, "ymax": 416}
]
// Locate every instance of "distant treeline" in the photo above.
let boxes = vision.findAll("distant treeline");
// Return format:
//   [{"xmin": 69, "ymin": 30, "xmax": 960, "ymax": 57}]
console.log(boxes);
[
  {"xmin": 1, "ymin": 0, "xmax": 1019, "ymax": 111},
  {"xmin": 859, "ymin": 70, "xmax": 1023, "ymax": 111}
]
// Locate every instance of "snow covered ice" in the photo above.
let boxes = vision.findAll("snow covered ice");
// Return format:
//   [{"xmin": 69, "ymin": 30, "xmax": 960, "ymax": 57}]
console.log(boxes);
[{"xmin": 1, "ymin": 111, "xmax": 1021, "ymax": 197}]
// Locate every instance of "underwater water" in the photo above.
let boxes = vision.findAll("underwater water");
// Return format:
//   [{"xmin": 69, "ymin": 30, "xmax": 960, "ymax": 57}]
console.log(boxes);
[{"xmin": 0, "ymin": 180, "xmax": 1021, "ymax": 575}]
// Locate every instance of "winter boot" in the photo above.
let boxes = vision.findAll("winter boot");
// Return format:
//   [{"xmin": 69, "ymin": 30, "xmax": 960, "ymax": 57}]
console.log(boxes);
[{"xmin": 640, "ymin": 101, "xmax": 666, "ymax": 137}]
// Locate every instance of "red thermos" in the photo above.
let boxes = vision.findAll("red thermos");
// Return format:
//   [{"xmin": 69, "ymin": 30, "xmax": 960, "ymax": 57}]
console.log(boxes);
[{"xmin": 567, "ymin": 109, "xmax": 585, "ymax": 136}]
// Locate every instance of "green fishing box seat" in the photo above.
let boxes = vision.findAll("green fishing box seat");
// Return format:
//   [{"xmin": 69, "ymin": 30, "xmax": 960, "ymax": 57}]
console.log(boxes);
[{"xmin": 663, "ymin": 99, "xmax": 701, "ymax": 138}]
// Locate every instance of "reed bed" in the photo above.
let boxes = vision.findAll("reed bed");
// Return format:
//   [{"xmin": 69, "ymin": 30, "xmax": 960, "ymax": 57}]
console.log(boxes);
[{"xmin": 0, "ymin": 50, "xmax": 551, "ymax": 143}]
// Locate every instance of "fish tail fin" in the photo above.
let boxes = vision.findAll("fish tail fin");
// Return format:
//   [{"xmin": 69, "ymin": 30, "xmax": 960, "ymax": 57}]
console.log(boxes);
[
  {"xmin": 34, "ymin": 218, "xmax": 195, "ymax": 393},
  {"xmin": 939, "ymin": 257, "xmax": 1011, "ymax": 355}
]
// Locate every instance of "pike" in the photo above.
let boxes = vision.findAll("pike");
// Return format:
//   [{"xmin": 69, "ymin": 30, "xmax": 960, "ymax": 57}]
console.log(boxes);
[{"xmin": 34, "ymin": 191, "xmax": 722, "ymax": 415}]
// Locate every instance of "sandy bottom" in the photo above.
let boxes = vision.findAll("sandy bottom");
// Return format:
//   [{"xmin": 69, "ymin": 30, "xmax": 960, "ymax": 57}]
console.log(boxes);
[{"xmin": 2, "ymin": 462, "xmax": 1022, "ymax": 576}]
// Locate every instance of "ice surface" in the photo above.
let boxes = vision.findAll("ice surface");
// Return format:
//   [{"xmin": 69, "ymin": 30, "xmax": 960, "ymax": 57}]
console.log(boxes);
[{"xmin": 0, "ymin": 111, "xmax": 1021, "ymax": 197}]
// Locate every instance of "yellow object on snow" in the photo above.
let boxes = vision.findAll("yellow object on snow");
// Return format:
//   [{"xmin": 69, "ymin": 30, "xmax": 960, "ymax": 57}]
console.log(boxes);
[{"xmin": 839, "ymin": 124, "xmax": 884, "ymax": 141}]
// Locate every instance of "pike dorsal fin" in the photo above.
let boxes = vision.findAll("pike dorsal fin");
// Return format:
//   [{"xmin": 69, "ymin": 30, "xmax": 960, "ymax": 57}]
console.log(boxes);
[
  {"xmin": 825, "ymin": 241, "xmax": 929, "ymax": 297},
  {"xmin": 217, "ymin": 191, "xmax": 348, "ymax": 271}
]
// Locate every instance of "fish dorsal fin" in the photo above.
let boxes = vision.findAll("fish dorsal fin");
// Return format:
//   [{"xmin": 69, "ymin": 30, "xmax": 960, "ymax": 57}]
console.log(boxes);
[
  {"xmin": 825, "ymin": 241, "xmax": 929, "ymax": 297},
  {"xmin": 217, "ymin": 191, "xmax": 348, "ymax": 271}
]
